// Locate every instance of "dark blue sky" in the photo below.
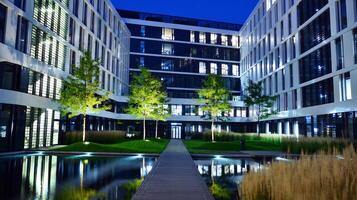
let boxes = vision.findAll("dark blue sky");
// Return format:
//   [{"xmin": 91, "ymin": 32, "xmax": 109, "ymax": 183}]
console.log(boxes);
[{"xmin": 113, "ymin": 0, "xmax": 259, "ymax": 25}]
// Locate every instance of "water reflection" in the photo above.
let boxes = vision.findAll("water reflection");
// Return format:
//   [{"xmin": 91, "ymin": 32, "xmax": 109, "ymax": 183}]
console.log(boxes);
[
  {"xmin": 0, "ymin": 154, "xmax": 156, "ymax": 200},
  {"xmin": 194, "ymin": 157, "xmax": 269, "ymax": 200}
]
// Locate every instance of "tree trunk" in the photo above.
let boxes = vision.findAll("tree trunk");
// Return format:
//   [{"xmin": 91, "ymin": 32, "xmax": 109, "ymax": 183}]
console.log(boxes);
[
  {"xmin": 257, "ymin": 120, "xmax": 260, "ymax": 137},
  {"xmin": 155, "ymin": 120, "xmax": 158, "ymax": 139},
  {"xmin": 82, "ymin": 114, "xmax": 86, "ymax": 142},
  {"xmin": 211, "ymin": 119, "xmax": 215, "ymax": 142},
  {"xmin": 143, "ymin": 117, "xmax": 146, "ymax": 140}
]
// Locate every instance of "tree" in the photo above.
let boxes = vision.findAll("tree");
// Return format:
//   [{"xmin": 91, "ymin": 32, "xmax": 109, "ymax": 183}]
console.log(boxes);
[
  {"xmin": 126, "ymin": 68, "xmax": 163, "ymax": 140},
  {"xmin": 243, "ymin": 80, "xmax": 278, "ymax": 136},
  {"xmin": 198, "ymin": 74, "xmax": 231, "ymax": 142},
  {"xmin": 59, "ymin": 52, "xmax": 111, "ymax": 142},
  {"xmin": 152, "ymin": 98, "xmax": 170, "ymax": 139}
]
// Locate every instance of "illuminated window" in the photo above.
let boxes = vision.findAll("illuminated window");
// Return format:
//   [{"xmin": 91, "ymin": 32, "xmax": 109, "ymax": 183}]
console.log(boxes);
[
  {"xmin": 211, "ymin": 33, "xmax": 217, "ymax": 44},
  {"xmin": 171, "ymin": 105, "xmax": 182, "ymax": 116},
  {"xmin": 199, "ymin": 62, "xmax": 206, "ymax": 74},
  {"xmin": 210, "ymin": 63, "xmax": 217, "ymax": 74},
  {"xmin": 161, "ymin": 59, "xmax": 174, "ymax": 70},
  {"xmin": 232, "ymin": 64, "xmax": 239, "ymax": 76},
  {"xmin": 340, "ymin": 72, "xmax": 352, "ymax": 101},
  {"xmin": 232, "ymin": 35, "xmax": 239, "ymax": 47},
  {"xmin": 221, "ymin": 35, "xmax": 228, "ymax": 46},
  {"xmin": 199, "ymin": 32, "xmax": 206, "ymax": 43},
  {"xmin": 162, "ymin": 28, "xmax": 174, "ymax": 40},
  {"xmin": 190, "ymin": 31, "xmax": 195, "ymax": 42},
  {"xmin": 221, "ymin": 64, "xmax": 228, "ymax": 75},
  {"xmin": 162, "ymin": 43, "xmax": 174, "ymax": 55}
]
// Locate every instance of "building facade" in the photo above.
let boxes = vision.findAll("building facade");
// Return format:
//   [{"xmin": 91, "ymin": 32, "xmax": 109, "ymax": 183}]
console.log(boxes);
[
  {"xmin": 240, "ymin": 0, "xmax": 357, "ymax": 139},
  {"xmin": 0, "ymin": 0, "xmax": 130, "ymax": 151},
  {"xmin": 118, "ymin": 10, "xmax": 251, "ymax": 139}
]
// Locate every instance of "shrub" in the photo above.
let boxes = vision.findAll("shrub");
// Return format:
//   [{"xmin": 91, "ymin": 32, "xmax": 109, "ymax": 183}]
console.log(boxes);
[
  {"xmin": 210, "ymin": 182, "xmax": 231, "ymax": 200},
  {"xmin": 64, "ymin": 131, "xmax": 126, "ymax": 144},
  {"xmin": 240, "ymin": 145, "xmax": 357, "ymax": 200}
]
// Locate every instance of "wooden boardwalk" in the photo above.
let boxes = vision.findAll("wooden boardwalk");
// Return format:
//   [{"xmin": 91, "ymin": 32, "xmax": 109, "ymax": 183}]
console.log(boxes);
[{"xmin": 133, "ymin": 140, "xmax": 214, "ymax": 200}]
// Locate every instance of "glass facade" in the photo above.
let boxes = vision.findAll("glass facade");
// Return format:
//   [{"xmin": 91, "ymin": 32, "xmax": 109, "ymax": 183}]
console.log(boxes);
[
  {"xmin": 299, "ymin": 44, "xmax": 331, "ymax": 83},
  {"xmin": 299, "ymin": 10, "xmax": 331, "ymax": 54},
  {"xmin": 302, "ymin": 78, "xmax": 334, "ymax": 108}
]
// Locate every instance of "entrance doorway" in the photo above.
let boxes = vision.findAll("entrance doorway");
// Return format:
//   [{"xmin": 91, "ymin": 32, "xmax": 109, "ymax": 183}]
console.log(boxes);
[{"xmin": 171, "ymin": 123, "xmax": 182, "ymax": 139}]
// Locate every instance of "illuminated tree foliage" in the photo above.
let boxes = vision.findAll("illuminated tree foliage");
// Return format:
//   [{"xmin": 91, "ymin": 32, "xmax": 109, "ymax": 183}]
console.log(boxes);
[
  {"xmin": 243, "ymin": 80, "xmax": 277, "ymax": 136},
  {"xmin": 59, "ymin": 52, "xmax": 111, "ymax": 142},
  {"xmin": 126, "ymin": 68, "xmax": 166, "ymax": 140},
  {"xmin": 198, "ymin": 74, "xmax": 231, "ymax": 142}
]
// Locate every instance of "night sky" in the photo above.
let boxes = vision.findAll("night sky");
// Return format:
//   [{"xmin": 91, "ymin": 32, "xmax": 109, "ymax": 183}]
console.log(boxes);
[{"xmin": 112, "ymin": 0, "xmax": 260, "ymax": 25}]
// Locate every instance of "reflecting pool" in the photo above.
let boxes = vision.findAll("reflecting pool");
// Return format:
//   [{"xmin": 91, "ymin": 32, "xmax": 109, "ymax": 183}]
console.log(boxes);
[
  {"xmin": 194, "ymin": 157, "xmax": 270, "ymax": 200},
  {"xmin": 0, "ymin": 153, "xmax": 157, "ymax": 200}
]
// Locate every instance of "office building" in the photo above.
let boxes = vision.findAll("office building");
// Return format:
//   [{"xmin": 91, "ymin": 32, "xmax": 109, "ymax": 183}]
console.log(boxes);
[
  {"xmin": 118, "ymin": 10, "xmax": 250, "ymax": 139},
  {"xmin": 240, "ymin": 0, "xmax": 357, "ymax": 139},
  {"xmin": 0, "ymin": 0, "xmax": 130, "ymax": 151}
]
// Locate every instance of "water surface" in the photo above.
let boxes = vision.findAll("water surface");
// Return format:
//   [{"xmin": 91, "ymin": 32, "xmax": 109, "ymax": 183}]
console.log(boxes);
[{"xmin": 0, "ymin": 153, "xmax": 156, "ymax": 200}]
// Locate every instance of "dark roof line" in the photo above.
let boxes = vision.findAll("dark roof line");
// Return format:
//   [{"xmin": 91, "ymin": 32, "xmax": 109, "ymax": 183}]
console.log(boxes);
[{"xmin": 117, "ymin": 9, "xmax": 242, "ymax": 31}]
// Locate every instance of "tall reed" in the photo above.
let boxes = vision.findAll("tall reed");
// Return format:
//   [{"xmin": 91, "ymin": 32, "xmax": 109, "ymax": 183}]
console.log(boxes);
[{"xmin": 240, "ymin": 145, "xmax": 357, "ymax": 200}]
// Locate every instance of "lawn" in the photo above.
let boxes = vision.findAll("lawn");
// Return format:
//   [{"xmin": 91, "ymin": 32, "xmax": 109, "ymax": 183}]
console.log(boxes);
[
  {"xmin": 184, "ymin": 139, "xmax": 282, "ymax": 154},
  {"xmin": 53, "ymin": 139, "xmax": 169, "ymax": 154}
]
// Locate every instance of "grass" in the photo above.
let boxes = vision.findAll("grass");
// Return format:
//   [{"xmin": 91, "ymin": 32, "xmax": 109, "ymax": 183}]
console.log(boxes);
[
  {"xmin": 53, "ymin": 139, "xmax": 169, "ymax": 154},
  {"xmin": 184, "ymin": 139, "xmax": 282, "ymax": 154},
  {"xmin": 184, "ymin": 136, "xmax": 350, "ymax": 154},
  {"xmin": 239, "ymin": 145, "xmax": 357, "ymax": 200}
]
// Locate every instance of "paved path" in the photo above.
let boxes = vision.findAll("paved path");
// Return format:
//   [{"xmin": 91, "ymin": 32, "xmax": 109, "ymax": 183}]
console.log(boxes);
[{"xmin": 133, "ymin": 140, "xmax": 214, "ymax": 200}]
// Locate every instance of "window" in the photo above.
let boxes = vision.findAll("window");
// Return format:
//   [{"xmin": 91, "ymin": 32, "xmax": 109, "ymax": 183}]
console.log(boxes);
[
  {"xmin": 190, "ymin": 31, "xmax": 195, "ymax": 42},
  {"xmin": 171, "ymin": 105, "xmax": 182, "ymax": 116},
  {"xmin": 232, "ymin": 64, "xmax": 239, "ymax": 76},
  {"xmin": 211, "ymin": 33, "xmax": 217, "ymax": 44},
  {"xmin": 162, "ymin": 43, "xmax": 174, "ymax": 55},
  {"xmin": 282, "ymin": 68, "xmax": 286, "ymax": 91},
  {"xmin": 162, "ymin": 28, "xmax": 174, "ymax": 40},
  {"xmin": 221, "ymin": 35, "xmax": 228, "ymax": 46},
  {"xmin": 297, "ymin": 0, "xmax": 328, "ymax": 26},
  {"xmin": 232, "ymin": 35, "xmax": 239, "ymax": 47},
  {"xmin": 336, "ymin": 0, "xmax": 347, "ymax": 31},
  {"xmin": 335, "ymin": 37, "xmax": 344, "ymax": 70},
  {"xmin": 210, "ymin": 63, "xmax": 217, "ymax": 74},
  {"xmin": 14, "ymin": 0, "xmax": 26, "ymax": 11},
  {"xmin": 221, "ymin": 64, "xmax": 228, "ymax": 75},
  {"xmin": 161, "ymin": 59, "xmax": 174, "ymax": 70},
  {"xmin": 299, "ymin": 44, "xmax": 331, "ymax": 83},
  {"xmin": 83, "ymin": 3, "xmax": 87, "ymax": 25},
  {"xmin": 199, "ymin": 62, "xmax": 206, "ymax": 74},
  {"xmin": 289, "ymin": 64, "xmax": 293, "ymax": 87},
  {"xmin": 340, "ymin": 72, "xmax": 352, "ymax": 101},
  {"xmin": 16, "ymin": 16, "xmax": 28, "ymax": 53},
  {"xmin": 140, "ymin": 41, "xmax": 145, "ymax": 53},
  {"xmin": 302, "ymin": 78, "xmax": 334, "ymax": 107},
  {"xmin": 0, "ymin": 3, "xmax": 6, "ymax": 43},
  {"xmin": 353, "ymin": 28, "xmax": 357, "ymax": 64},
  {"xmin": 199, "ymin": 32, "xmax": 206, "ymax": 43},
  {"xmin": 72, "ymin": 0, "xmax": 79, "ymax": 17},
  {"xmin": 68, "ymin": 18, "xmax": 75, "ymax": 45},
  {"xmin": 299, "ymin": 10, "xmax": 330, "ymax": 53},
  {"xmin": 140, "ymin": 25, "xmax": 145, "ymax": 37}
]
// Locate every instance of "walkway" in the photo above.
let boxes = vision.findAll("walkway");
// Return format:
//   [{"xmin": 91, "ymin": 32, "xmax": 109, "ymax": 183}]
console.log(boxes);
[{"xmin": 133, "ymin": 140, "xmax": 214, "ymax": 200}]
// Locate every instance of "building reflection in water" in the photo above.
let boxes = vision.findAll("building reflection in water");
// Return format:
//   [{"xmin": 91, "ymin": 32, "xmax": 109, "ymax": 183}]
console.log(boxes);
[
  {"xmin": 196, "ymin": 158, "xmax": 265, "ymax": 177},
  {"xmin": 0, "ymin": 154, "xmax": 157, "ymax": 200}
]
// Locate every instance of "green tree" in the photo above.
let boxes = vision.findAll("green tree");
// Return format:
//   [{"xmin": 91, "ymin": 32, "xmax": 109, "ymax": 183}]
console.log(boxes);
[
  {"xmin": 59, "ymin": 52, "xmax": 111, "ymax": 142},
  {"xmin": 198, "ymin": 74, "xmax": 231, "ymax": 142},
  {"xmin": 126, "ymin": 68, "xmax": 163, "ymax": 140},
  {"xmin": 243, "ymin": 80, "xmax": 278, "ymax": 136},
  {"xmin": 152, "ymin": 99, "xmax": 170, "ymax": 139}
]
